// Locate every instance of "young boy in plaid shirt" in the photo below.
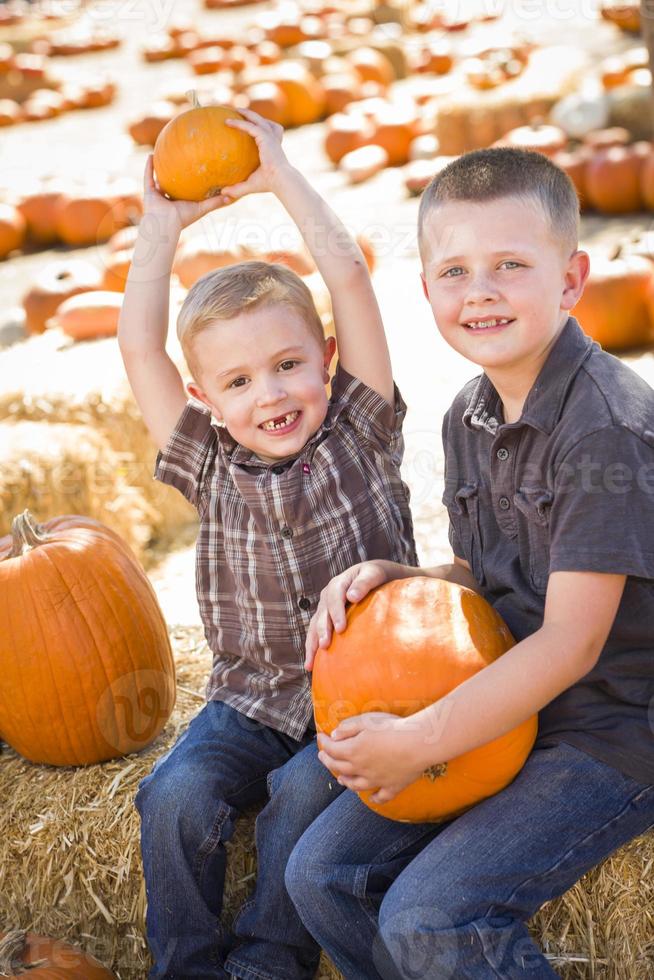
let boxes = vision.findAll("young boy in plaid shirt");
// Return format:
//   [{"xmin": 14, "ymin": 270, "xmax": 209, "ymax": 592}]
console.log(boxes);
[{"xmin": 118, "ymin": 111, "xmax": 417, "ymax": 979}]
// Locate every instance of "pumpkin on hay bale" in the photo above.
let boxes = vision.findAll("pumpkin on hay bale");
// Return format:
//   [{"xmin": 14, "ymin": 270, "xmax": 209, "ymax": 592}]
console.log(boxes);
[{"xmin": 0, "ymin": 511, "xmax": 176, "ymax": 766}]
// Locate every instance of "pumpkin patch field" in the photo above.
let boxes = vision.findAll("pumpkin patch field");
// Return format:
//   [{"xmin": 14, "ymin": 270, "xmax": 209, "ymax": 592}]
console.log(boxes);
[{"xmin": 0, "ymin": 0, "xmax": 653, "ymax": 977}]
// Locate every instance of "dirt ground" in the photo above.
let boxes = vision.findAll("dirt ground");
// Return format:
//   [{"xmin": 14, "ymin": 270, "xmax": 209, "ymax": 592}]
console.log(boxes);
[{"xmin": 1, "ymin": 0, "xmax": 653, "ymax": 623}]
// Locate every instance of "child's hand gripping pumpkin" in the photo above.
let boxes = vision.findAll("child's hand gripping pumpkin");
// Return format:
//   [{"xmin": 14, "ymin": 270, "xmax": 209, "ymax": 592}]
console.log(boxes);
[
  {"xmin": 143, "ymin": 153, "xmax": 228, "ymax": 239},
  {"xmin": 221, "ymin": 108, "xmax": 292, "ymax": 200},
  {"xmin": 304, "ymin": 560, "xmax": 393, "ymax": 670}
]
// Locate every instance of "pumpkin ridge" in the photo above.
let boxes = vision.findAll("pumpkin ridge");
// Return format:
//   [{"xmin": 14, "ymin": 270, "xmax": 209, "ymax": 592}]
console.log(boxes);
[
  {"xmin": 30, "ymin": 542, "xmax": 93, "ymax": 764},
  {"xmin": 68, "ymin": 550, "xmax": 126, "ymax": 760}
]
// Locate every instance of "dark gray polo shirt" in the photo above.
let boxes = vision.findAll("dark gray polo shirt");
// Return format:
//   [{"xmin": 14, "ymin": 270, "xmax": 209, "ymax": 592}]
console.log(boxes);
[{"xmin": 442, "ymin": 317, "xmax": 654, "ymax": 785}]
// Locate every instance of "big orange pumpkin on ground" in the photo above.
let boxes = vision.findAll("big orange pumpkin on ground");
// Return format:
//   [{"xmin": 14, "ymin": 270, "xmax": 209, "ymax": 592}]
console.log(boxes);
[
  {"xmin": 312, "ymin": 577, "xmax": 538, "ymax": 823},
  {"xmin": 153, "ymin": 104, "xmax": 260, "ymax": 201}
]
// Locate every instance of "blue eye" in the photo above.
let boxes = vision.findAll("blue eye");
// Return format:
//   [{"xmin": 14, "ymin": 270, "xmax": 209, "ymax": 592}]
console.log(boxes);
[
  {"xmin": 229, "ymin": 377, "xmax": 248, "ymax": 389},
  {"xmin": 442, "ymin": 267, "xmax": 465, "ymax": 278},
  {"xmin": 500, "ymin": 261, "xmax": 522, "ymax": 270}
]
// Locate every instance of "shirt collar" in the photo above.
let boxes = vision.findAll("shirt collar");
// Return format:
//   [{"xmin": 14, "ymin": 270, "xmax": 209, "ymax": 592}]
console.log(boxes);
[{"xmin": 462, "ymin": 317, "xmax": 595, "ymax": 436}]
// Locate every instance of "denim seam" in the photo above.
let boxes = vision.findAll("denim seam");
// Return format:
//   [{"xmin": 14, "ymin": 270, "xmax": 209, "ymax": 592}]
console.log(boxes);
[
  {"xmin": 226, "ymin": 954, "xmax": 301, "ymax": 980},
  {"xmin": 193, "ymin": 799, "xmax": 232, "ymax": 886}
]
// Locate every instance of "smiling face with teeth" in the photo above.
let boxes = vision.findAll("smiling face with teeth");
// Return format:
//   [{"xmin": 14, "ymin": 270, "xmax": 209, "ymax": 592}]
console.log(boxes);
[
  {"xmin": 186, "ymin": 303, "xmax": 336, "ymax": 463},
  {"xmin": 420, "ymin": 194, "xmax": 589, "ymax": 417}
]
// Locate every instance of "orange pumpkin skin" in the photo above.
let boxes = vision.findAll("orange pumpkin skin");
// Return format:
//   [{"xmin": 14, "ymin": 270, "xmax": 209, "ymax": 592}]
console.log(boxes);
[
  {"xmin": 47, "ymin": 290, "xmax": 123, "ymax": 340},
  {"xmin": 0, "ymin": 930, "xmax": 115, "ymax": 978},
  {"xmin": 640, "ymin": 149, "xmax": 654, "ymax": 211},
  {"xmin": 573, "ymin": 250, "xmax": 653, "ymax": 350},
  {"xmin": 55, "ymin": 194, "xmax": 119, "ymax": 246},
  {"xmin": 101, "ymin": 247, "xmax": 133, "ymax": 292},
  {"xmin": 22, "ymin": 258, "xmax": 102, "ymax": 334},
  {"xmin": 585, "ymin": 146, "xmax": 643, "ymax": 213},
  {"xmin": 312, "ymin": 578, "xmax": 538, "ymax": 823},
  {"xmin": 17, "ymin": 190, "xmax": 68, "ymax": 246},
  {"xmin": 270, "ymin": 64, "xmax": 326, "ymax": 126},
  {"xmin": 153, "ymin": 105, "xmax": 260, "ymax": 201},
  {"xmin": 0, "ymin": 512, "xmax": 176, "ymax": 766},
  {"xmin": 0, "ymin": 203, "xmax": 26, "ymax": 259}
]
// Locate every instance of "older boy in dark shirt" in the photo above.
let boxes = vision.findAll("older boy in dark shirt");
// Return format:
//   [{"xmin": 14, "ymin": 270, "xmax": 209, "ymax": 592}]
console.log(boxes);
[{"xmin": 280, "ymin": 148, "xmax": 654, "ymax": 979}]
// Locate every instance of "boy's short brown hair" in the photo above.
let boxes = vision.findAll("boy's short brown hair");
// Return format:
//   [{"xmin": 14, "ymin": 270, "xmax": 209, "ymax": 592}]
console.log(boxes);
[
  {"xmin": 418, "ymin": 147, "xmax": 579, "ymax": 260},
  {"xmin": 177, "ymin": 261, "xmax": 325, "ymax": 380}
]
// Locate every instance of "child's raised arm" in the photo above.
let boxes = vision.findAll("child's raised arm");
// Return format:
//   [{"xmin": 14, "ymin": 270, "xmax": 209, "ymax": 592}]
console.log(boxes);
[
  {"xmin": 118, "ymin": 156, "xmax": 227, "ymax": 451},
  {"xmin": 221, "ymin": 111, "xmax": 394, "ymax": 405}
]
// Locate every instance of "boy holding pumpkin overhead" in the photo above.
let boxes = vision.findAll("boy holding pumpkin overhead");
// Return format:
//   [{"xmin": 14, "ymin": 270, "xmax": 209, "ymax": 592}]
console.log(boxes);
[
  {"xmin": 118, "ymin": 109, "xmax": 417, "ymax": 979},
  {"xmin": 275, "ymin": 148, "xmax": 654, "ymax": 978}
]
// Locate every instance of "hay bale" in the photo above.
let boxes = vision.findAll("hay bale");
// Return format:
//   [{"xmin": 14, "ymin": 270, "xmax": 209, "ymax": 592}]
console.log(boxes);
[
  {"xmin": 0, "ymin": 420, "xmax": 157, "ymax": 561},
  {"xmin": 434, "ymin": 46, "xmax": 588, "ymax": 155},
  {"xmin": 0, "ymin": 313, "xmax": 197, "ymax": 546},
  {"xmin": 1, "ymin": 626, "xmax": 652, "ymax": 979}
]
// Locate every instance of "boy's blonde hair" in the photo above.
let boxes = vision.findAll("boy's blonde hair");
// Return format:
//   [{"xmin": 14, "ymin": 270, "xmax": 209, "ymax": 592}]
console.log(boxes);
[
  {"xmin": 177, "ymin": 260, "xmax": 325, "ymax": 380},
  {"xmin": 418, "ymin": 147, "xmax": 580, "ymax": 260}
]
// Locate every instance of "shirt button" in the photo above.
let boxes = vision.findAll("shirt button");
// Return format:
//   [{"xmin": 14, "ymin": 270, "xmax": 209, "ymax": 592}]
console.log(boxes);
[
  {"xmin": 496, "ymin": 447, "xmax": 509, "ymax": 461},
  {"xmin": 272, "ymin": 465, "xmax": 285, "ymax": 475},
  {"xmin": 498, "ymin": 496, "xmax": 511, "ymax": 511},
  {"xmin": 281, "ymin": 525, "xmax": 293, "ymax": 539},
  {"xmin": 298, "ymin": 596, "xmax": 311, "ymax": 611}
]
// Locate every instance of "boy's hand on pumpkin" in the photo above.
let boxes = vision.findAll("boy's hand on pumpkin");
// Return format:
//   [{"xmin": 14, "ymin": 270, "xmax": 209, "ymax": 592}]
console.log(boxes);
[
  {"xmin": 317, "ymin": 712, "xmax": 426, "ymax": 804},
  {"xmin": 143, "ymin": 154, "xmax": 229, "ymax": 235},
  {"xmin": 304, "ymin": 561, "xmax": 390, "ymax": 671},
  {"xmin": 221, "ymin": 108, "xmax": 292, "ymax": 200}
]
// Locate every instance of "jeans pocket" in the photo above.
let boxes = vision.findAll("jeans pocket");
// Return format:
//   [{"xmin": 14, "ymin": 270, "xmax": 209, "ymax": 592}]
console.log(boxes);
[
  {"xmin": 514, "ymin": 486, "xmax": 553, "ymax": 594},
  {"xmin": 443, "ymin": 482, "xmax": 485, "ymax": 585}
]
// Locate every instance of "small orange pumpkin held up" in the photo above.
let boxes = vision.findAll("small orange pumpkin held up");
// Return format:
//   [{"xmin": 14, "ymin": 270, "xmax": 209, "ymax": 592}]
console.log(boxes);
[
  {"xmin": 0, "ymin": 929, "xmax": 115, "ymax": 979},
  {"xmin": 153, "ymin": 101, "xmax": 260, "ymax": 201},
  {"xmin": 0, "ymin": 512, "xmax": 176, "ymax": 766},
  {"xmin": 312, "ymin": 577, "xmax": 538, "ymax": 823}
]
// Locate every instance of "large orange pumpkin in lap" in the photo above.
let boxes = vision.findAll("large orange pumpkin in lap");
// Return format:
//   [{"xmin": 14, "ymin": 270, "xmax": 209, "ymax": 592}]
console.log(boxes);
[
  {"xmin": 153, "ymin": 104, "xmax": 260, "ymax": 201},
  {"xmin": 312, "ymin": 577, "xmax": 538, "ymax": 823}
]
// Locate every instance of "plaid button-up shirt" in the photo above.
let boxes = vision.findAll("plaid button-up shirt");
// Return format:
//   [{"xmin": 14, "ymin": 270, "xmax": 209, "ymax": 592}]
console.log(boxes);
[{"xmin": 155, "ymin": 364, "xmax": 418, "ymax": 739}]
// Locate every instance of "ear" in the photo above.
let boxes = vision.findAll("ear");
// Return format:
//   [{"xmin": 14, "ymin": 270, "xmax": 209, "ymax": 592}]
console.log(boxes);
[
  {"xmin": 561, "ymin": 249, "xmax": 590, "ymax": 312},
  {"xmin": 420, "ymin": 271, "xmax": 430, "ymax": 302},
  {"xmin": 323, "ymin": 334, "xmax": 337, "ymax": 380},
  {"xmin": 186, "ymin": 381, "xmax": 222, "ymax": 420}
]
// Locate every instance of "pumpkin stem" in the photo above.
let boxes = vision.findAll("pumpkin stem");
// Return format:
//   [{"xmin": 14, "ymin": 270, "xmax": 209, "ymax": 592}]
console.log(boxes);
[
  {"xmin": 187, "ymin": 89, "xmax": 201, "ymax": 109},
  {"xmin": 8, "ymin": 511, "xmax": 49, "ymax": 558},
  {"xmin": 0, "ymin": 928, "xmax": 27, "ymax": 974},
  {"xmin": 609, "ymin": 243, "xmax": 623, "ymax": 261}
]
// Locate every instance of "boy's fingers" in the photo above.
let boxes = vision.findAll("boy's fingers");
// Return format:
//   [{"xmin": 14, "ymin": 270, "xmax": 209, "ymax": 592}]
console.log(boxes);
[
  {"xmin": 144, "ymin": 154, "xmax": 155, "ymax": 189},
  {"xmin": 370, "ymin": 786, "xmax": 398, "ymax": 804},
  {"xmin": 198, "ymin": 194, "xmax": 230, "ymax": 215},
  {"xmin": 225, "ymin": 117, "xmax": 260, "ymax": 138},
  {"xmin": 221, "ymin": 180, "xmax": 251, "ymax": 200},
  {"xmin": 337, "ymin": 775, "xmax": 377, "ymax": 792},
  {"xmin": 317, "ymin": 748, "xmax": 356, "ymax": 774},
  {"xmin": 346, "ymin": 565, "xmax": 382, "ymax": 602}
]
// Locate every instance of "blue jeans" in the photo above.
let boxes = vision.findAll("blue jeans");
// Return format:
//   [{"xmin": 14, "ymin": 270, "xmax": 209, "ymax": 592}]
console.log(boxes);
[
  {"xmin": 134, "ymin": 701, "xmax": 341, "ymax": 980},
  {"xmin": 284, "ymin": 742, "xmax": 654, "ymax": 979}
]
